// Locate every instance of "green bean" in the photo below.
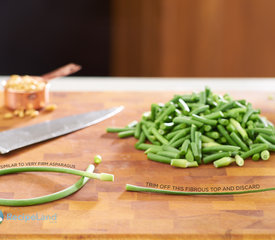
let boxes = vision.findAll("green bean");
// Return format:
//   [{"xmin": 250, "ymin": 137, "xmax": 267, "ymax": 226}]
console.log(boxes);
[
  {"xmin": 171, "ymin": 159, "xmax": 198, "ymax": 168},
  {"xmin": 190, "ymin": 142, "xmax": 200, "ymax": 161},
  {"xmin": 171, "ymin": 95, "xmax": 181, "ymax": 103},
  {"xmin": 199, "ymin": 91, "xmax": 206, "ymax": 105},
  {"xmin": 259, "ymin": 133, "xmax": 275, "ymax": 144},
  {"xmin": 170, "ymin": 135, "xmax": 188, "ymax": 148},
  {"xmin": 191, "ymin": 124, "xmax": 196, "ymax": 142},
  {"xmin": 234, "ymin": 101, "xmax": 246, "ymax": 109},
  {"xmin": 203, "ymin": 152, "xmax": 231, "ymax": 164},
  {"xmin": 252, "ymin": 153, "xmax": 260, "ymax": 161},
  {"xmin": 136, "ymin": 132, "xmax": 146, "ymax": 145},
  {"xmin": 142, "ymin": 111, "xmax": 151, "ymax": 120},
  {"xmin": 94, "ymin": 155, "xmax": 102, "ymax": 164},
  {"xmin": 162, "ymin": 145, "xmax": 180, "ymax": 153},
  {"xmin": 230, "ymin": 132, "xmax": 249, "ymax": 151},
  {"xmin": 190, "ymin": 105, "xmax": 209, "ymax": 115},
  {"xmin": 218, "ymin": 101, "xmax": 235, "ymax": 111},
  {"xmin": 141, "ymin": 119, "xmax": 154, "ymax": 128},
  {"xmin": 226, "ymin": 123, "xmax": 236, "ymax": 133},
  {"xmin": 205, "ymin": 131, "xmax": 220, "ymax": 139},
  {"xmin": 256, "ymin": 135, "xmax": 275, "ymax": 151},
  {"xmin": 202, "ymin": 145, "xmax": 240, "ymax": 153},
  {"xmin": 235, "ymin": 155, "xmax": 244, "ymax": 167},
  {"xmin": 107, "ymin": 127, "xmax": 131, "ymax": 133},
  {"xmin": 118, "ymin": 129, "xmax": 135, "ymax": 138},
  {"xmin": 174, "ymin": 108, "xmax": 182, "ymax": 117},
  {"xmin": 126, "ymin": 120, "xmax": 138, "ymax": 128},
  {"xmin": 195, "ymin": 131, "xmax": 202, "ymax": 163},
  {"xmin": 204, "ymin": 125, "xmax": 212, "ymax": 132},
  {"xmin": 220, "ymin": 137, "xmax": 227, "ymax": 144},
  {"xmin": 144, "ymin": 148, "xmax": 157, "ymax": 154},
  {"xmin": 179, "ymin": 94, "xmax": 197, "ymax": 102},
  {"xmin": 166, "ymin": 129, "xmax": 182, "ymax": 140},
  {"xmin": 226, "ymin": 107, "xmax": 247, "ymax": 117},
  {"xmin": 172, "ymin": 123, "xmax": 187, "ymax": 131},
  {"xmin": 150, "ymin": 104, "xmax": 158, "ymax": 121},
  {"xmin": 242, "ymin": 108, "xmax": 256, "ymax": 124},
  {"xmin": 157, "ymin": 151, "xmax": 180, "ymax": 159},
  {"xmin": 173, "ymin": 116, "xmax": 203, "ymax": 127},
  {"xmin": 230, "ymin": 118, "xmax": 248, "ymax": 141},
  {"xmin": 191, "ymin": 114, "xmax": 217, "ymax": 126},
  {"xmin": 201, "ymin": 135, "xmax": 215, "ymax": 143},
  {"xmin": 240, "ymin": 144, "xmax": 268, "ymax": 159},
  {"xmin": 178, "ymin": 98, "xmax": 190, "ymax": 113},
  {"xmin": 218, "ymin": 118, "xmax": 229, "ymax": 126},
  {"xmin": 202, "ymin": 142, "xmax": 220, "ymax": 148},
  {"xmin": 136, "ymin": 143, "xmax": 161, "ymax": 151},
  {"xmin": 169, "ymin": 128, "xmax": 191, "ymax": 144},
  {"xmin": 259, "ymin": 116, "xmax": 273, "ymax": 127},
  {"xmin": 216, "ymin": 125, "xmax": 237, "ymax": 146},
  {"xmin": 250, "ymin": 114, "xmax": 259, "ymax": 120},
  {"xmin": 160, "ymin": 122, "xmax": 174, "ymax": 131},
  {"xmin": 261, "ymin": 150, "xmax": 270, "ymax": 160},
  {"xmin": 134, "ymin": 122, "xmax": 142, "ymax": 138},
  {"xmin": 155, "ymin": 104, "xmax": 176, "ymax": 124},
  {"xmin": 151, "ymin": 128, "xmax": 169, "ymax": 145},
  {"xmin": 142, "ymin": 125, "xmax": 158, "ymax": 144},
  {"xmin": 147, "ymin": 153, "xmax": 171, "ymax": 164},
  {"xmin": 207, "ymin": 97, "xmax": 218, "ymax": 107},
  {"xmin": 185, "ymin": 147, "xmax": 194, "ymax": 162},
  {"xmin": 248, "ymin": 128, "xmax": 275, "ymax": 135},
  {"xmin": 213, "ymin": 157, "xmax": 235, "ymax": 168},
  {"xmin": 180, "ymin": 139, "xmax": 190, "ymax": 156}
]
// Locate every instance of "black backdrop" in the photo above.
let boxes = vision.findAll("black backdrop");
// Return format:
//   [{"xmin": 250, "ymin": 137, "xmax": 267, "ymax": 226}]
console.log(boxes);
[{"xmin": 0, "ymin": 0, "xmax": 110, "ymax": 76}]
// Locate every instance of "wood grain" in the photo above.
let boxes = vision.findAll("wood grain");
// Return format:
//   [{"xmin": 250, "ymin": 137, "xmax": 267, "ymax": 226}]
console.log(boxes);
[
  {"xmin": 0, "ymin": 91, "xmax": 275, "ymax": 239},
  {"xmin": 111, "ymin": 0, "xmax": 275, "ymax": 77}
]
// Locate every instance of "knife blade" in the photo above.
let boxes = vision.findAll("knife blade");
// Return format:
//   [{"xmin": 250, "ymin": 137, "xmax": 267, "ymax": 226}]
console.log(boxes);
[{"xmin": 0, "ymin": 106, "xmax": 124, "ymax": 154}]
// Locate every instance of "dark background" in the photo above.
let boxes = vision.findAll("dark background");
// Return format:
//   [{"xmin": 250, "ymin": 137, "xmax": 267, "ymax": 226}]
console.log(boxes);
[
  {"xmin": 1, "ymin": 0, "xmax": 275, "ymax": 77},
  {"xmin": 0, "ymin": 0, "xmax": 110, "ymax": 76}
]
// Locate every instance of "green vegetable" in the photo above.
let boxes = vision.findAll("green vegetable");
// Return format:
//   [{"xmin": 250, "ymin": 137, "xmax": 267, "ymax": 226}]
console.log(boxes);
[
  {"xmin": 94, "ymin": 155, "xmax": 102, "ymax": 164},
  {"xmin": 171, "ymin": 159, "xmax": 198, "ymax": 168},
  {"xmin": 0, "ymin": 165, "xmax": 114, "ymax": 206},
  {"xmin": 252, "ymin": 153, "xmax": 260, "ymax": 161},
  {"xmin": 107, "ymin": 127, "xmax": 132, "ymax": 133},
  {"xmin": 107, "ymin": 87, "xmax": 275, "ymax": 169},
  {"xmin": 213, "ymin": 157, "xmax": 235, "ymax": 168},
  {"xmin": 261, "ymin": 150, "xmax": 270, "ymax": 160},
  {"xmin": 203, "ymin": 152, "xmax": 231, "ymax": 164},
  {"xmin": 126, "ymin": 184, "xmax": 275, "ymax": 195},
  {"xmin": 235, "ymin": 155, "xmax": 244, "ymax": 166},
  {"xmin": 147, "ymin": 152, "xmax": 171, "ymax": 164},
  {"xmin": 118, "ymin": 129, "xmax": 135, "ymax": 138}
]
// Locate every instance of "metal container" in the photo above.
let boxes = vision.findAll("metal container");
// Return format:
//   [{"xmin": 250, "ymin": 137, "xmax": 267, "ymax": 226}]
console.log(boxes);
[{"xmin": 3, "ymin": 63, "xmax": 81, "ymax": 110}]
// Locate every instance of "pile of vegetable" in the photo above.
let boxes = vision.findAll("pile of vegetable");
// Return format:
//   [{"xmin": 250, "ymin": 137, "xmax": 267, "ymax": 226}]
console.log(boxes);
[{"xmin": 107, "ymin": 87, "xmax": 275, "ymax": 168}]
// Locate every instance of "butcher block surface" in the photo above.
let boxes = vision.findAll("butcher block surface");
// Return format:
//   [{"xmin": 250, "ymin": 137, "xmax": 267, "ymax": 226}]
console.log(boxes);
[{"xmin": 0, "ymin": 91, "xmax": 275, "ymax": 240}]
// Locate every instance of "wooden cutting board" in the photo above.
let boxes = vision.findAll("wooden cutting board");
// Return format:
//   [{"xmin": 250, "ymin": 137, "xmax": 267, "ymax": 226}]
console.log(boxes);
[{"xmin": 0, "ymin": 91, "xmax": 275, "ymax": 240}]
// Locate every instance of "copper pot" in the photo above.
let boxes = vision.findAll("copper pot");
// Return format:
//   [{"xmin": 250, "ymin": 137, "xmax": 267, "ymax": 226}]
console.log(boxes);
[{"xmin": 3, "ymin": 63, "xmax": 81, "ymax": 110}]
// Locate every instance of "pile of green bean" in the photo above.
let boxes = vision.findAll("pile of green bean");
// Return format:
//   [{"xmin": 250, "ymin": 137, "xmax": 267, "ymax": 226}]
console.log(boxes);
[{"xmin": 107, "ymin": 87, "xmax": 275, "ymax": 168}]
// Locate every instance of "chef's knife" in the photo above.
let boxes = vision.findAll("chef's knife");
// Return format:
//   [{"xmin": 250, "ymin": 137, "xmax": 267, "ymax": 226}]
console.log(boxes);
[{"xmin": 0, "ymin": 106, "xmax": 124, "ymax": 154}]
